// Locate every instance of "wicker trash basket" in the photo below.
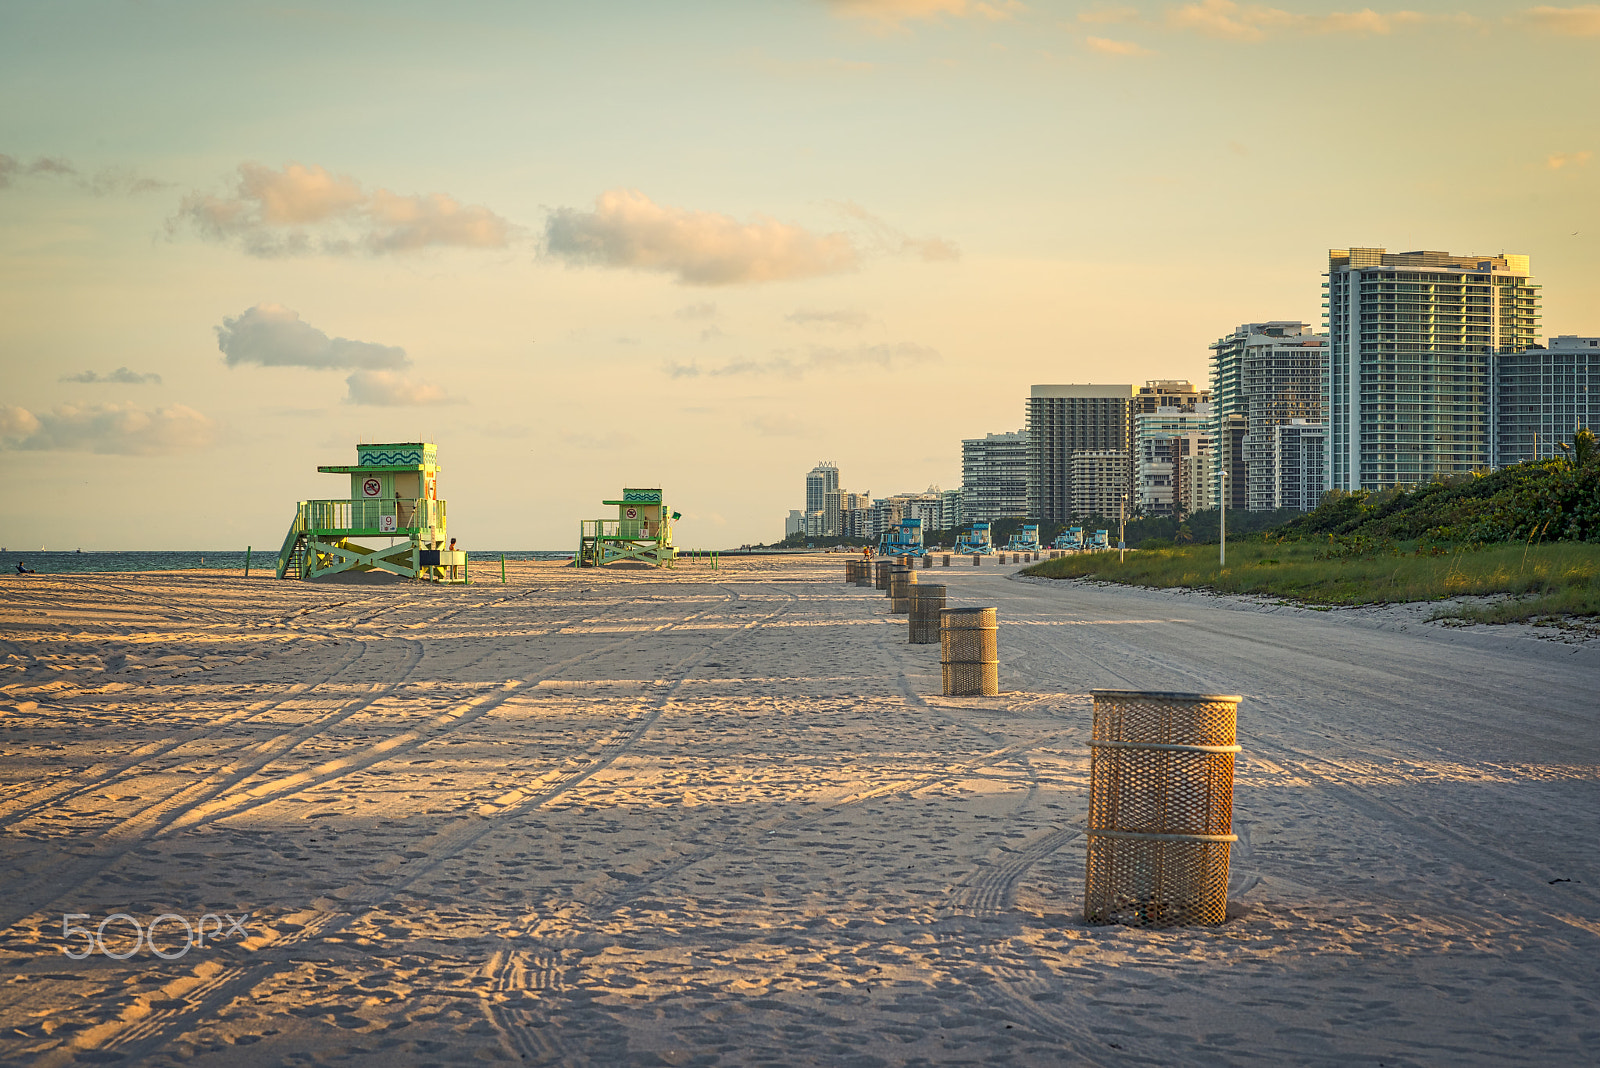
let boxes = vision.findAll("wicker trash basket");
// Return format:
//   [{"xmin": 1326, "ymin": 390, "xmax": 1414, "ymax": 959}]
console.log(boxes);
[
  {"xmin": 940, "ymin": 607, "xmax": 998, "ymax": 695},
  {"xmin": 908, "ymin": 584, "xmax": 946, "ymax": 644},
  {"xmin": 1084, "ymin": 689, "xmax": 1241, "ymax": 928},
  {"xmin": 888, "ymin": 567, "xmax": 917, "ymax": 613}
]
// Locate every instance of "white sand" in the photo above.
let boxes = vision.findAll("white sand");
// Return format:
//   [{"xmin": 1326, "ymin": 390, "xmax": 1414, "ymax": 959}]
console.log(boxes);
[{"xmin": 1, "ymin": 554, "xmax": 1596, "ymax": 1066}]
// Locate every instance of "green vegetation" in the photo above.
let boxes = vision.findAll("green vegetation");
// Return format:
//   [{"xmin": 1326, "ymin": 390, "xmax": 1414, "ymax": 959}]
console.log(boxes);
[
  {"xmin": 1023, "ymin": 539, "xmax": 1600, "ymax": 621},
  {"xmin": 1024, "ymin": 433, "xmax": 1600, "ymax": 623}
]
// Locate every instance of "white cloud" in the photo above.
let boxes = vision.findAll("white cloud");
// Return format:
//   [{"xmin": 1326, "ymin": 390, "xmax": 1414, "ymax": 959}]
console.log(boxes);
[
  {"xmin": 1520, "ymin": 4, "xmax": 1600, "ymax": 33},
  {"xmin": 1547, "ymin": 150, "xmax": 1594, "ymax": 169},
  {"xmin": 0, "ymin": 402, "xmax": 218, "ymax": 455},
  {"xmin": 832, "ymin": 201, "xmax": 961, "ymax": 261},
  {"xmin": 786, "ymin": 308, "xmax": 874, "ymax": 330},
  {"xmin": 1163, "ymin": 0, "xmax": 1447, "ymax": 39},
  {"xmin": 545, "ymin": 188, "xmax": 860, "ymax": 285},
  {"xmin": 826, "ymin": 0, "xmax": 1026, "ymax": 26},
  {"xmin": 675, "ymin": 302, "xmax": 719, "ymax": 320},
  {"xmin": 344, "ymin": 370, "xmax": 458, "ymax": 407},
  {"xmin": 1085, "ymin": 35, "xmax": 1156, "ymax": 53},
  {"xmin": 61, "ymin": 367, "xmax": 162, "ymax": 384},
  {"xmin": 172, "ymin": 162, "xmax": 515, "ymax": 257},
  {"xmin": 216, "ymin": 304, "xmax": 409, "ymax": 371},
  {"xmin": 0, "ymin": 152, "xmax": 169, "ymax": 195},
  {"xmin": 666, "ymin": 341, "xmax": 939, "ymax": 379}
]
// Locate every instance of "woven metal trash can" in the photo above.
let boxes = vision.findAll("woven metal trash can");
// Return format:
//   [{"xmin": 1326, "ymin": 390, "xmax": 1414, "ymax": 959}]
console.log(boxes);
[
  {"xmin": 942, "ymin": 554, "xmax": 951, "ymax": 567},
  {"xmin": 940, "ymin": 607, "xmax": 998, "ymax": 696},
  {"xmin": 921, "ymin": 554, "xmax": 931, "ymax": 569},
  {"xmin": 888, "ymin": 567, "xmax": 917, "ymax": 613},
  {"xmin": 908, "ymin": 584, "xmax": 946, "ymax": 644},
  {"xmin": 845, "ymin": 560, "xmax": 858, "ymax": 585},
  {"xmin": 875, "ymin": 560, "xmax": 891, "ymax": 590},
  {"xmin": 972, "ymin": 554, "xmax": 980, "ymax": 566},
  {"xmin": 1084, "ymin": 689, "xmax": 1241, "ymax": 928},
  {"xmin": 855, "ymin": 561, "xmax": 874, "ymax": 587}
]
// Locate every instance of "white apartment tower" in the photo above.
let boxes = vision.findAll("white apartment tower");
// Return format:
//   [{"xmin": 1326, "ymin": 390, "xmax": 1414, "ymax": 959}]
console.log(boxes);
[
  {"xmin": 1326, "ymin": 248, "xmax": 1539, "ymax": 490},
  {"xmin": 1210, "ymin": 322, "xmax": 1328, "ymax": 511},
  {"xmin": 961, "ymin": 430, "xmax": 1029, "ymax": 522}
]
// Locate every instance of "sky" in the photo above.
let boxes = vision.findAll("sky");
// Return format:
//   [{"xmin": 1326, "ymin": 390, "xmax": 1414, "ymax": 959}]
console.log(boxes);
[{"xmin": 3, "ymin": 0, "xmax": 1597, "ymax": 551}]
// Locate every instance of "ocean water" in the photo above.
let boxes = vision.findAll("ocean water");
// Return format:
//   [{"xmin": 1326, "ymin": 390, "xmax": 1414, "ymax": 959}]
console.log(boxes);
[{"xmin": 1, "ymin": 549, "xmax": 572, "ymax": 576}]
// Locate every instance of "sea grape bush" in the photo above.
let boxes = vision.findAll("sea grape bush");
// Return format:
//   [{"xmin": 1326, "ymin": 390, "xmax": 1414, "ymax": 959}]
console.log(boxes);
[{"xmin": 1282, "ymin": 442, "xmax": 1600, "ymax": 548}]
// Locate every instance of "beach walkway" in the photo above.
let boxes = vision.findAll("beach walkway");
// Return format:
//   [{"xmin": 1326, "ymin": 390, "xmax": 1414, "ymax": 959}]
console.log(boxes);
[{"xmin": 1, "ymin": 555, "xmax": 1596, "ymax": 1065}]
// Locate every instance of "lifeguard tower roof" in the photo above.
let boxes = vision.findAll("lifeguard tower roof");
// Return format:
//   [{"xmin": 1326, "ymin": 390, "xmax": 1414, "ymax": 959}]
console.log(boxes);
[{"xmin": 317, "ymin": 442, "xmax": 440, "ymax": 474}]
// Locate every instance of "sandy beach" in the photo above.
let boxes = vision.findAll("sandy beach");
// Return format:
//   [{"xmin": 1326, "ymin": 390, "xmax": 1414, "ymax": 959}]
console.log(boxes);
[{"xmin": 1, "ymin": 553, "xmax": 1597, "ymax": 1066}]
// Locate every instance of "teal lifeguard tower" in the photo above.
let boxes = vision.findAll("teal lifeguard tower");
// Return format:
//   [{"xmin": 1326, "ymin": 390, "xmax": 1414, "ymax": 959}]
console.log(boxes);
[
  {"xmin": 879, "ymin": 516, "xmax": 924, "ymax": 557},
  {"xmin": 577, "ymin": 488, "xmax": 679, "ymax": 568},
  {"xmin": 1006, "ymin": 524, "xmax": 1041, "ymax": 552},
  {"xmin": 955, "ymin": 521, "xmax": 994, "ymax": 555},
  {"xmin": 275, "ymin": 441, "xmax": 466, "ymax": 582}
]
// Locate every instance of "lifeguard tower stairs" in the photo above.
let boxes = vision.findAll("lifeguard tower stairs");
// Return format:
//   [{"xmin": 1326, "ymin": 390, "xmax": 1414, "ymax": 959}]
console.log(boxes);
[
  {"xmin": 955, "ymin": 521, "xmax": 994, "ymax": 555},
  {"xmin": 1053, "ymin": 527, "xmax": 1084, "ymax": 551},
  {"xmin": 577, "ymin": 488, "xmax": 679, "ymax": 568},
  {"xmin": 879, "ymin": 517, "xmax": 925, "ymax": 557},
  {"xmin": 1006, "ymin": 524, "xmax": 1041, "ymax": 552},
  {"xmin": 275, "ymin": 441, "xmax": 466, "ymax": 583}
]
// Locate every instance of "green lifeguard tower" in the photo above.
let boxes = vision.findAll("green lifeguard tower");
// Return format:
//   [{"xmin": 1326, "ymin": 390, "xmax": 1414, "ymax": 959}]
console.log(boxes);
[
  {"xmin": 275, "ymin": 441, "xmax": 467, "ymax": 583},
  {"xmin": 577, "ymin": 488, "xmax": 679, "ymax": 568}
]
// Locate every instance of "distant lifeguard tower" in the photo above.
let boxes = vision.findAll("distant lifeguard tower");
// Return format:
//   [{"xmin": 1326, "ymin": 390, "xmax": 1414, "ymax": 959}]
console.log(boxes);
[
  {"xmin": 275, "ymin": 441, "xmax": 466, "ymax": 582},
  {"xmin": 577, "ymin": 488, "xmax": 679, "ymax": 567},
  {"xmin": 879, "ymin": 516, "xmax": 925, "ymax": 557},
  {"xmin": 1006, "ymin": 524, "xmax": 1041, "ymax": 552},
  {"xmin": 955, "ymin": 522, "xmax": 994, "ymax": 555}
]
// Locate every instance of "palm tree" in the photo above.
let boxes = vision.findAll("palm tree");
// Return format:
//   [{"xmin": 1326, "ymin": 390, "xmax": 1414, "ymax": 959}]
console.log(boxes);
[{"xmin": 1556, "ymin": 427, "xmax": 1597, "ymax": 469}]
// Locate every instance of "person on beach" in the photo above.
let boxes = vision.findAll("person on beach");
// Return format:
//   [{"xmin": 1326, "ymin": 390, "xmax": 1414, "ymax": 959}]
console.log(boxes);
[
  {"xmin": 15, "ymin": 561, "xmax": 34, "ymax": 574},
  {"xmin": 449, "ymin": 538, "xmax": 460, "ymax": 580}
]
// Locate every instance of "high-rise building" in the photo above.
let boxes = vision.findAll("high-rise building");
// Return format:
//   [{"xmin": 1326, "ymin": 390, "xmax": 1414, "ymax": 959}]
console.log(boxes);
[
  {"xmin": 784, "ymin": 510, "xmax": 804, "ymax": 538},
  {"xmin": 940, "ymin": 488, "xmax": 964, "ymax": 531},
  {"xmin": 961, "ymin": 430, "xmax": 1029, "ymax": 522},
  {"xmin": 1176, "ymin": 450, "xmax": 1214, "ymax": 516},
  {"xmin": 1272, "ymin": 421, "xmax": 1327, "ymax": 511},
  {"xmin": 1026, "ymin": 385, "xmax": 1134, "ymax": 522},
  {"xmin": 1135, "ymin": 380, "xmax": 1210, "ymax": 415},
  {"xmin": 1496, "ymin": 335, "xmax": 1600, "ymax": 465},
  {"xmin": 805, "ymin": 462, "xmax": 839, "ymax": 516},
  {"xmin": 1210, "ymin": 322, "xmax": 1328, "ymax": 510},
  {"xmin": 1069, "ymin": 450, "xmax": 1133, "ymax": 521},
  {"xmin": 1326, "ymin": 248, "xmax": 1539, "ymax": 490},
  {"xmin": 1136, "ymin": 404, "xmax": 1214, "ymax": 518}
]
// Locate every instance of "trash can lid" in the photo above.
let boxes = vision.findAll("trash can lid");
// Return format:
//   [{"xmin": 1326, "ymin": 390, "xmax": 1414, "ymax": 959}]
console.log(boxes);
[{"xmin": 1090, "ymin": 689, "xmax": 1242, "ymax": 703}]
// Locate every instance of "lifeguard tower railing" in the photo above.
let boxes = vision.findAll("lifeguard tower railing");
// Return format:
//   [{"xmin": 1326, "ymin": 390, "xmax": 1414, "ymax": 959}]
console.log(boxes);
[
  {"xmin": 299, "ymin": 498, "xmax": 447, "ymax": 536},
  {"xmin": 879, "ymin": 517, "xmax": 925, "ymax": 557},
  {"xmin": 577, "ymin": 519, "xmax": 676, "ymax": 567},
  {"xmin": 581, "ymin": 518, "xmax": 654, "ymax": 541}
]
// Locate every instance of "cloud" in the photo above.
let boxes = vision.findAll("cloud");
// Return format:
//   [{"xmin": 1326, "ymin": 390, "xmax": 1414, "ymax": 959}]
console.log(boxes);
[
  {"xmin": 1520, "ymin": 4, "xmax": 1600, "ymax": 32},
  {"xmin": 1078, "ymin": 4, "xmax": 1143, "ymax": 22},
  {"xmin": 1164, "ymin": 0, "xmax": 1445, "ymax": 39},
  {"xmin": 1547, "ymin": 150, "xmax": 1594, "ymax": 169},
  {"xmin": 343, "ymin": 370, "xmax": 458, "ymax": 407},
  {"xmin": 60, "ymin": 367, "xmax": 162, "ymax": 385},
  {"xmin": 1085, "ymin": 35, "xmax": 1156, "ymax": 53},
  {"xmin": 743, "ymin": 414, "xmax": 806, "ymax": 437},
  {"xmin": 675, "ymin": 302, "xmax": 719, "ymax": 320},
  {"xmin": 171, "ymin": 162, "xmax": 514, "ymax": 257},
  {"xmin": 216, "ymin": 304, "xmax": 409, "ymax": 371},
  {"xmin": 666, "ymin": 341, "xmax": 940, "ymax": 379},
  {"xmin": 832, "ymin": 201, "xmax": 961, "ymax": 261},
  {"xmin": 545, "ymin": 188, "xmax": 860, "ymax": 285},
  {"xmin": 0, "ymin": 152, "xmax": 169, "ymax": 195},
  {"xmin": 0, "ymin": 402, "xmax": 218, "ymax": 455},
  {"xmin": 825, "ymin": 0, "xmax": 1025, "ymax": 26},
  {"xmin": 786, "ymin": 308, "xmax": 874, "ymax": 329}
]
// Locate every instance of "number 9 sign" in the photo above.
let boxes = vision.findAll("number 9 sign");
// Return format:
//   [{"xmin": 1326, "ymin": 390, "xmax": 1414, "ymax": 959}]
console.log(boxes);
[{"xmin": 362, "ymin": 478, "xmax": 382, "ymax": 497}]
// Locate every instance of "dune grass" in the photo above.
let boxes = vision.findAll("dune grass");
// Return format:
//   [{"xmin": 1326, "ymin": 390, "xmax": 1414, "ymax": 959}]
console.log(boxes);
[{"xmin": 1022, "ymin": 540, "xmax": 1600, "ymax": 623}]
